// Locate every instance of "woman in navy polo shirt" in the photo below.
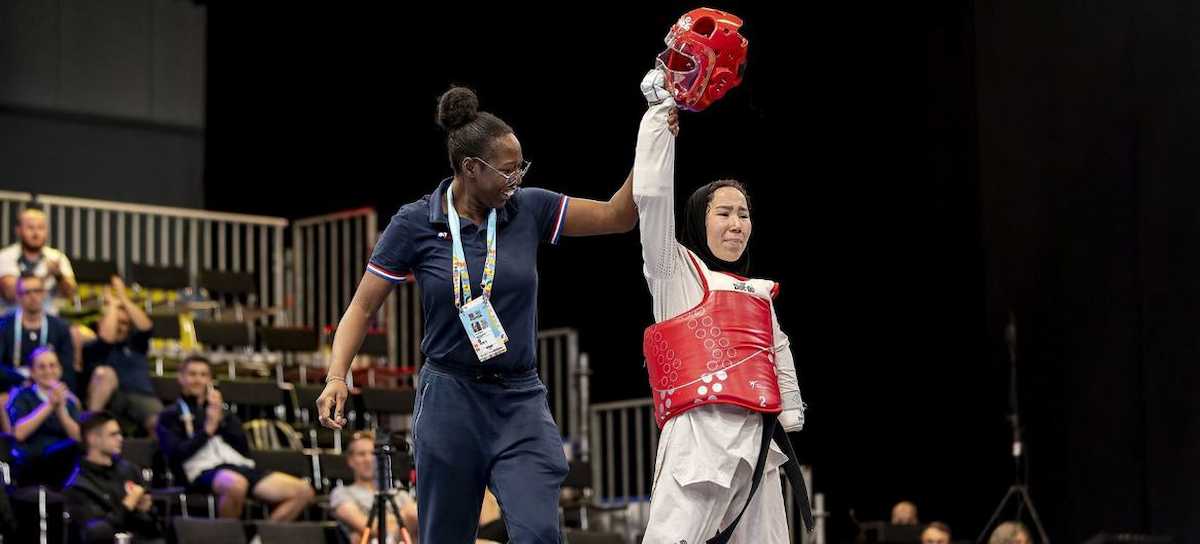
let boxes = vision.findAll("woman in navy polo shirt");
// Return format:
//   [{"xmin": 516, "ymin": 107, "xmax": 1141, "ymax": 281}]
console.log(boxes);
[{"xmin": 317, "ymin": 86, "xmax": 677, "ymax": 543}]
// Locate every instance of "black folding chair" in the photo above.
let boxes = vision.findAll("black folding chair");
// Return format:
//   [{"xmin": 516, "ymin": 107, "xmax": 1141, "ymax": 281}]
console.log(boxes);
[
  {"xmin": 193, "ymin": 320, "xmax": 254, "ymax": 380},
  {"xmin": 172, "ymin": 517, "xmax": 247, "ymax": 544}
]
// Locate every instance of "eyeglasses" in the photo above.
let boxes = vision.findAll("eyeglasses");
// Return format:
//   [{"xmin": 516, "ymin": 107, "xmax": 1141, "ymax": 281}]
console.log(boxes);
[{"xmin": 472, "ymin": 157, "xmax": 532, "ymax": 188}]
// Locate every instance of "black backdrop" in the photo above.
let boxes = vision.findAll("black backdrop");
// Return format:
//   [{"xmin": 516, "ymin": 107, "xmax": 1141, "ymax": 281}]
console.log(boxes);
[
  {"xmin": 204, "ymin": 2, "xmax": 1197, "ymax": 542},
  {"xmin": 975, "ymin": 1, "xmax": 1200, "ymax": 542}
]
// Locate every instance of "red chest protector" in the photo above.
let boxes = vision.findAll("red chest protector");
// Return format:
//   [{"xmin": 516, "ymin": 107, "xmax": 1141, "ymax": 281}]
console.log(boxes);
[{"xmin": 643, "ymin": 252, "xmax": 781, "ymax": 428}]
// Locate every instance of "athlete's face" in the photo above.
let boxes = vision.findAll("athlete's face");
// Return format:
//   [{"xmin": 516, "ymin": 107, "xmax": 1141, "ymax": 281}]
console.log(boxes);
[{"xmin": 705, "ymin": 186, "xmax": 751, "ymax": 262}]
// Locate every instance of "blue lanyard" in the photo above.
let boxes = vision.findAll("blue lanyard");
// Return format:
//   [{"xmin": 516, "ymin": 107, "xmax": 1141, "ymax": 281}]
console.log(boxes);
[
  {"xmin": 446, "ymin": 183, "xmax": 498, "ymax": 309},
  {"xmin": 13, "ymin": 309, "xmax": 48, "ymax": 368}
]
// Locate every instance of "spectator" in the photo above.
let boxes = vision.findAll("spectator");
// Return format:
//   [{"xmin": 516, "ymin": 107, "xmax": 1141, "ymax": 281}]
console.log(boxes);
[
  {"xmin": 157, "ymin": 355, "xmax": 314, "ymax": 521},
  {"xmin": 329, "ymin": 430, "xmax": 417, "ymax": 543},
  {"xmin": 0, "ymin": 206, "xmax": 76, "ymax": 313},
  {"xmin": 988, "ymin": 521, "xmax": 1032, "ymax": 544},
  {"xmin": 6, "ymin": 346, "xmax": 81, "ymax": 487},
  {"xmin": 83, "ymin": 276, "xmax": 161, "ymax": 435},
  {"xmin": 339, "ymin": 461, "xmax": 504, "ymax": 544},
  {"xmin": 922, "ymin": 522, "xmax": 952, "ymax": 544},
  {"xmin": 0, "ymin": 274, "xmax": 78, "ymax": 395},
  {"xmin": 891, "ymin": 500, "xmax": 919, "ymax": 525},
  {"xmin": 64, "ymin": 411, "xmax": 163, "ymax": 543}
]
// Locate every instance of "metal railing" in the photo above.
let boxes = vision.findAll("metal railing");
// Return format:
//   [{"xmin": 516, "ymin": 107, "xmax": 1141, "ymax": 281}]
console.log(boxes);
[
  {"xmin": 291, "ymin": 208, "xmax": 407, "ymax": 369},
  {"xmin": 538, "ymin": 328, "xmax": 583, "ymax": 441},
  {"xmin": 0, "ymin": 191, "xmax": 34, "ymax": 248},
  {"xmin": 588, "ymin": 396, "xmax": 828, "ymax": 543},
  {"xmin": 34, "ymin": 193, "xmax": 288, "ymax": 322}
]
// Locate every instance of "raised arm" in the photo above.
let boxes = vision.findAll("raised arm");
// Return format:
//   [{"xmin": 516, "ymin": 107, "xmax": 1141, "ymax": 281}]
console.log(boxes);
[{"xmin": 633, "ymin": 69, "xmax": 682, "ymax": 280}]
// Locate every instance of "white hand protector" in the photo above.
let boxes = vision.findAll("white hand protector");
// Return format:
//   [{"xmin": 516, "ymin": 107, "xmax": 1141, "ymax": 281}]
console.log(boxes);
[
  {"xmin": 779, "ymin": 406, "xmax": 806, "ymax": 432},
  {"xmin": 641, "ymin": 68, "xmax": 672, "ymax": 106}
]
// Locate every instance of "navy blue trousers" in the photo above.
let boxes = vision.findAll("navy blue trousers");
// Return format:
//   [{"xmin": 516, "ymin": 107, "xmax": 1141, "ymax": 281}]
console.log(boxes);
[{"xmin": 412, "ymin": 363, "xmax": 568, "ymax": 543}]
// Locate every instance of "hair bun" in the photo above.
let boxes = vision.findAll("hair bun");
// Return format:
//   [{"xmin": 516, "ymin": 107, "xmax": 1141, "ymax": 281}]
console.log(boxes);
[{"xmin": 436, "ymin": 86, "xmax": 480, "ymax": 131}]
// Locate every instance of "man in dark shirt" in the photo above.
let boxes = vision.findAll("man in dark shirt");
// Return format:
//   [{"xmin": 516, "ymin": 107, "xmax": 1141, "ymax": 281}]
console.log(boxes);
[
  {"xmin": 0, "ymin": 275, "xmax": 77, "ymax": 405},
  {"xmin": 157, "ymin": 355, "xmax": 313, "ymax": 520},
  {"xmin": 83, "ymin": 276, "xmax": 161, "ymax": 436},
  {"xmin": 64, "ymin": 411, "xmax": 163, "ymax": 543}
]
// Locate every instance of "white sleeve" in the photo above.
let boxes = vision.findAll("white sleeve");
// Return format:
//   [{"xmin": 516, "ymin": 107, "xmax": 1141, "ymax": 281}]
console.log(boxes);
[
  {"xmin": 0, "ymin": 247, "xmax": 18, "ymax": 278},
  {"xmin": 633, "ymin": 100, "xmax": 681, "ymax": 281},
  {"xmin": 328, "ymin": 485, "xmax": 349, "ymax": 510},
  {"xmin": 772, "ymin": 303, "xmax": 806, "ymax": 430},
  {"xmin": 56, "ymin": 251, "xmax": 74, "ymax": 283}
]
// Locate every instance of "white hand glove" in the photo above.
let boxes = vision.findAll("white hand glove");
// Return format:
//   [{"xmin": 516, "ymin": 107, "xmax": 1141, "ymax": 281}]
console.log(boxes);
[
  {"xmin": 779, "ymin": 407, "xmax": 806, "ymax": 432},
  {"xmin": 641, "ymin": 68, "xmax": 672, "ymax": 106}
]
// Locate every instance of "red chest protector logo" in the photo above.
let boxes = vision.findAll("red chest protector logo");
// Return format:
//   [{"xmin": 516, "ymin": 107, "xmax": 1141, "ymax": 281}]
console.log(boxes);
[{"xmin": 643, "ymin": 252, "xmax": 781, "ymax": 428}]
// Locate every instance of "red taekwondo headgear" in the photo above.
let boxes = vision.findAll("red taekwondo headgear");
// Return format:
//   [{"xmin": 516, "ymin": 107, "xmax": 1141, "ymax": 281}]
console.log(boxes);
[{"xmin": 657, "ymin": 7, "xmax": 749, "ymax": 112}]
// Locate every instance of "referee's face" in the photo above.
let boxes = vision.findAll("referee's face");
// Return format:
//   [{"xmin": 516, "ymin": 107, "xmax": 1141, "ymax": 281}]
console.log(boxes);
[{"xmin": 476, "ymin": 133, "xmax": 524, "ymax": 209}]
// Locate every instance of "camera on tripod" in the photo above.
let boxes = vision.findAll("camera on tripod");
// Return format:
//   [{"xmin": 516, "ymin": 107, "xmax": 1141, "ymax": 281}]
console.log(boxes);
[
  {"xmin": 371, "ymin": 429, "xmax": 412, "ymax": 491},
  {"xmin": 360, "ymin": 429, "xmax": 414, "ymax": 544}
]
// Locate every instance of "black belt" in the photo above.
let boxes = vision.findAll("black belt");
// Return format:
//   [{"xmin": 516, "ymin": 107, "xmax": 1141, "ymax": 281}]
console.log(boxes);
[
  {"xmin": 707, "ymin": 413, "xmax": 814, "ymax": 544},
  {"xmin": 423, "ymin": 361, "xmax": 537, "ymax": 385}
]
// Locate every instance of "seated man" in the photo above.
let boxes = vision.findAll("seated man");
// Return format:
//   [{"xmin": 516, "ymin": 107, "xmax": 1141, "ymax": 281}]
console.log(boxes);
[
  {"xmin": 157, "ymin": 355, "xmax": 314, "ymax": 521},
  {"xmin": 83, "ymin": 276, "xmax": 161, "ymax": 435},
  {"xmin": 988, "ymin": 521, "xmax": 1032, "ymax": 544},
  {"xmin": 922, "ymin": 522, "xmax": 952, "ymax": 544},
  {"xmin": 329, "ymin": 431, "xmax": 417, "ymax": 543},
  {"xmin": 0, "ymin": 206, "xmax": 76, "ymax": 313},
  {"xmin": 5, "ymin": 346, "xmax": 81, "ymax": 487},
  {"xmin": 336, "ymin": 451, "xmax": 504, "ymax": 544},
  {"xmin": 891, "ymin": 500, "xmax": 919, "ymax": 525},
  {"xmin": 64, "ymin": 411, "xmax": 163, "ymax": 544},
  {"xmin": 0, "ymin": 274, "xmax": 78, "ymax": 394}
]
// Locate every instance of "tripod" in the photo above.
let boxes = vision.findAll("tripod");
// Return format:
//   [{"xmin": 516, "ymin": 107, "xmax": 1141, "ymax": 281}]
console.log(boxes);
[
  {"xmin": 361, "ymin": 439, "xmax": 410, "ymax": 544},
  {"xmin": 977, "ymin": 314, "xmax": 1050, "ymax": 544}
]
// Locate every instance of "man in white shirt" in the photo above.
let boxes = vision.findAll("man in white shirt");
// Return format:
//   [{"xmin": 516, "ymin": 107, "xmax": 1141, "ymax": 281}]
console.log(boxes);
[
  {"xmin": 329, "ymin": 431, "xmax": 417, "ymax": 544},
  {"xmin": 0, "ymin": 207, "xmax": 76, "ymax": 315}
]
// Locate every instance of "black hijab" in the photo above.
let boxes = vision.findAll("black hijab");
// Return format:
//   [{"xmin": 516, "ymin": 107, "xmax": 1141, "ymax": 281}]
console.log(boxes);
[{"xmin": 681, "ymin": 179, "xmax": 751, "ymax": 276}]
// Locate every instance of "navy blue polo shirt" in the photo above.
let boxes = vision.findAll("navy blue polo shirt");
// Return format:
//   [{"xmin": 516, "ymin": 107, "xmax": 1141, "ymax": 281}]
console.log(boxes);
[
  {"xmin": 0, "ymin": 312, "xmax": 77, "ymax": 391},
  {"xmin": 6, "ymin": 384, "xmax": 81, "ymax": 457},
  {"xmin": 82, "ymin": 328, "xmax": 155, "ymax": 396},
  {"xmin": 368, "ymin": 178, "xmax": 569, "ymax": 373}
]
